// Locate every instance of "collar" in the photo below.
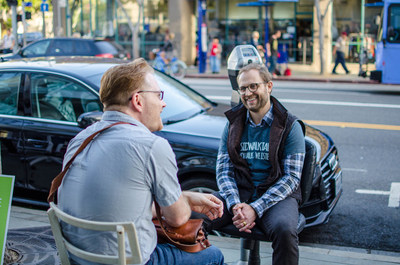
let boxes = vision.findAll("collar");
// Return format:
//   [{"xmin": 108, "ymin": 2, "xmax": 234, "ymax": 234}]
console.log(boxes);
[
  {"xmin": 101, "ymin": 111, "xmax": 150, "ymax": 132},
  {"xmin": 246, "ymin": 103, "xmax": 274, "ymax": 127}
]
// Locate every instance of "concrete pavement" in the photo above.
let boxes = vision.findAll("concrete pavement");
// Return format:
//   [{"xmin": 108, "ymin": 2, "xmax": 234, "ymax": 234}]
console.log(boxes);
[
  {"xmin": 5, "ymin": 205, "xmax": 400, "ymax": 265},
  {"xmin": 185, "ymin": 62, "xmax": 378, "ymax": 84}
]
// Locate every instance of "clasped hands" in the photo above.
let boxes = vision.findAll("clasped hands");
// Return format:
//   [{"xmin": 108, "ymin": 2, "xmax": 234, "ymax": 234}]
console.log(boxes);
[{"xmin": 232, "ymin": 203, "xmax": 256, "ymax": 233}]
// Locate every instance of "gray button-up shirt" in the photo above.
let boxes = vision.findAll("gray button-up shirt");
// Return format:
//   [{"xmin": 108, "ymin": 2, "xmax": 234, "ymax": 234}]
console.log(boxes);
[{"xmin": 58, "ymin": 111, "xmax": 181, "ymax": 264}]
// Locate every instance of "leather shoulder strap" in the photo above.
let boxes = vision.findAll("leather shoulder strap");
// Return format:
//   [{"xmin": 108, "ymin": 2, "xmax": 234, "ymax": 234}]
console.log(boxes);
[{"xmin": 47, "ymin": 121, "xmax": 134, "ymax": 203}]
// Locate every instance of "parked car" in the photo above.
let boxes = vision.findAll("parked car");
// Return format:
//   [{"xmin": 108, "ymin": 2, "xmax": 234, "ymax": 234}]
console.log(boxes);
[
  {"xmin": 0, "ymin": 57, "xmax": 342, "ymax": 229},
  {"xmin": 17, "ymin": 31, "xmax": 43, "ymax": 47},
  {"xmin": 1, "ymin": 37, "xmax": 130, "ymax": 60}
]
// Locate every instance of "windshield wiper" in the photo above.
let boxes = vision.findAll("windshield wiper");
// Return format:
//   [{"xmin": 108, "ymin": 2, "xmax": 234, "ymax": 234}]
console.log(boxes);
[{"xmin": 164, "ymin": 107, "xmax": 211, "ymax": 125}]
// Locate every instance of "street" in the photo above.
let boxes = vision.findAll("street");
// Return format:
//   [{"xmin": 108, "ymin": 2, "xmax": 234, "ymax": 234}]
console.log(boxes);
[{"xmin": 184, "ymin": 77, "xmax": 400, "ymax": 253}]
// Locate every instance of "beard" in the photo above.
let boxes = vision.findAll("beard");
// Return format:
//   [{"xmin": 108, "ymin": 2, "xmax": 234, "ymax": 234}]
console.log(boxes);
[{"xmin": 242, "ymin": 93, "xmax": 269, "ymax": 113}]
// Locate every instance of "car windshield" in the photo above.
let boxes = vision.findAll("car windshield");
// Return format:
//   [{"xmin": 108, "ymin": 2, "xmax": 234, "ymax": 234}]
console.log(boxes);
[{"xmin": 85, "ymin": 70, "xmax": 213, "ymax": 123}]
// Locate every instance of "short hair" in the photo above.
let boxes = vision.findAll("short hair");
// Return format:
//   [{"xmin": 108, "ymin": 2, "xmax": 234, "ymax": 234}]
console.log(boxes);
[
  {"xmin": 100, "ymin": 58, "xmax": 153, "ymax": 108},
  {"xmin": 237, "ymin": 63, "xmax": 272, "ymax": 83}
]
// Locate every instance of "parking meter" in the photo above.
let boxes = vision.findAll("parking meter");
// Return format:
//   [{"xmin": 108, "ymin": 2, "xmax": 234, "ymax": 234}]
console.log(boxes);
[{"xmin": 227, "ymin": 45, "xmax": 263, "ymax": 106}]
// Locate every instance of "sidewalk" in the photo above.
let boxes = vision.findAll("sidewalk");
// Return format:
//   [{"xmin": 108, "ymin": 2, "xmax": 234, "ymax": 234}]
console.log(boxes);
[
  {"xmin": 185, "ymin": 62, "xmax": 377, "ymax": 84},
  {"xmin": 5, "ymin": 205, "xmax": 400, "ymax": 265}
]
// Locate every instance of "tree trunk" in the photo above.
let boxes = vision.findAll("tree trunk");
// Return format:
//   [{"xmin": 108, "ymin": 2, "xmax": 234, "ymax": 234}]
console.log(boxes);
[{"xmin": 314, "ymin": 0, "xmax": 334, "ymax": 74}]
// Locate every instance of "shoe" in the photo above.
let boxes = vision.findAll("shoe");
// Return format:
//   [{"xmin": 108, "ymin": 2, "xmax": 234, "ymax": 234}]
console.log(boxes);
[
  {"xmin": 346, "ymin": 71, "xmax": 350, "ymax": 75},
  {"xmin": 332, "ymin": 72, "xmax": 338, "ymax": 75}
]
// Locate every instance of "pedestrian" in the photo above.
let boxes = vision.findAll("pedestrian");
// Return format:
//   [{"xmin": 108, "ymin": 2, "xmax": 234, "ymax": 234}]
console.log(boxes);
[
  {"xmin": 205, "ymin": 63, "xmax": 305, "ymax": 265},
  {"xmin": 57, "ymin": 58, "xmax": 225, "ymax": 265},
  {"xmin": 250, "ymin": 31, "xmax": 265, "ymax": 64},
  {"xmin": 160, "ymin": 33, "xmax": 174, "ymax": 63},
  {"xmin": 2, "ymin": 29, "xmax": 15, "ymax": 54},
  {"xmin": 209, "ymin": 37, "xmax": 222, "ymax": 74},
  {"xmin": 266, "ymin": 30, "xmax": 281, "ymax": 76},
  {"xmin": 332, "ymin": 31, "xmax": 350, "ymax": 74}
]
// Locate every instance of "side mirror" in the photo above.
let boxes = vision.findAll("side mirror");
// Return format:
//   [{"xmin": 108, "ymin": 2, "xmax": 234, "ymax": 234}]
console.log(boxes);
[
  {"xmin": 77, "ymin": 111, "xmax": 103, "ymax": 128},
  {"xmin": 19, "ymin": 49, "xmax": 26, "ymax": 57}
]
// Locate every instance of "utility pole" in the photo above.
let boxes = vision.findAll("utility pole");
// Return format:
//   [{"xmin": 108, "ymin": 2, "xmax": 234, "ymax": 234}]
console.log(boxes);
[
  {"xmin": 6, "ymin": 0, "xmax": 18, "ymax": 52},
  {"xmin": 40, "ymin": 0, "xmax": 49, "ymax": 38},
  {"xmin": 22, "ymin": 1, "xmax": 27, "ymax": 47},
  {"xmin": 197, "ymin": 0, "xmax": 207, "ymax": 73}
]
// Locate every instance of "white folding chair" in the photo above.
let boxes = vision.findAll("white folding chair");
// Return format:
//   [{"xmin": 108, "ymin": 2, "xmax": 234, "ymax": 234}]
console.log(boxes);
[{"xmin": 47, "ymin": 202, "xmax": 142, "ymax": 265}]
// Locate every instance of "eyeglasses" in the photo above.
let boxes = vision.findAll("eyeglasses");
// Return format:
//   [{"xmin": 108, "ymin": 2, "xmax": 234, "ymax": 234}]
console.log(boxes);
[
  {"xmin": 129, "ymin": 90, "xmax": 164, "ymax": 101},
  {"xmin": 237, "ymin": 82, "xmax": 265, "ymax": 95}
]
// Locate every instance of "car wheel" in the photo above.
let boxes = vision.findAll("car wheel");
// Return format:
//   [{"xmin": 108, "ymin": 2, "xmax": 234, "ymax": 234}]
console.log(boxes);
[
  {"xmin": 180, "ymin": 177, "xmax": 217, "ymax": 194},
  {"xmin": 170, "ymin": 61, "xmax": 187, "ymax": 79}
]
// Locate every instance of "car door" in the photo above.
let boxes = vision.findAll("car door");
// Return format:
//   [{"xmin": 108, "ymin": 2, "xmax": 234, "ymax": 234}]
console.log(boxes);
[
  {"xmin": 22, "ymin": 72, "xmax": 102, "ymax": 193},
  {"xmin": 0, "ymin": 71, "xmax": 26, "ymax": 188},
  {"xmin": 48, "ymin": 39, "xmax": 75, "ymax": 56}
]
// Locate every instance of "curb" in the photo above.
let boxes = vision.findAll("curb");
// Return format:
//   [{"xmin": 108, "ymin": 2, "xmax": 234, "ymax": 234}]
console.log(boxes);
[{"xmin": 185, "ymin": 73, "xmax": 378, "ymax": 84}]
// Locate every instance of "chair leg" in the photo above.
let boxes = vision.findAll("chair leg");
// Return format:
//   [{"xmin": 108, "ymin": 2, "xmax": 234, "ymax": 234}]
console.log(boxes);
[
  {"xmin": 240, "ymin": 238, "xmax": 249, "ymax": 262},
  {"xmin": 248, "ymin": 240, "xmax": 260, "ymax": 265}
]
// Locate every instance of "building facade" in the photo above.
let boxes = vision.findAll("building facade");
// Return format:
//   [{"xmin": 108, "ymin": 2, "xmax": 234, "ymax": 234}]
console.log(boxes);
[{"xmin": 53, "ymin": 0, "xmax": 382, "ymax": 70}]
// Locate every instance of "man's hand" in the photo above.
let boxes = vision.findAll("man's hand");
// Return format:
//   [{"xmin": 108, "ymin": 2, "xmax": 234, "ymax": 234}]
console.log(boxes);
[
  {"xmin": 232, "ymin": 203, "xmax": 257, "ymax": 233},
  {"xmin": 183, "ymin": 191, "xmax": 224, "ymax": 220}
]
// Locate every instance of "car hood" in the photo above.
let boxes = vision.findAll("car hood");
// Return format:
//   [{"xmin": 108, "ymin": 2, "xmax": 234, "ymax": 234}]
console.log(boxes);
[{"xmin": 156, "ymin": 113, "xmax": 227, "ymax": 152}]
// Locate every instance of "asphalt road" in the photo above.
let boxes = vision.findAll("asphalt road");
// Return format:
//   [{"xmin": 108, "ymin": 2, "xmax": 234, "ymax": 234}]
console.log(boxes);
[{"xmin": 184, "ymin": 78, "xmax": 400, "ymax": 253}]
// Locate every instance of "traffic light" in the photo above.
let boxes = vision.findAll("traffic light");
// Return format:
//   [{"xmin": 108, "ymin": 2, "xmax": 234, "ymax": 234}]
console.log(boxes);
[
  {"xmin": 16, "ymin": 12, "xmax": 32, "ymax": 21},
  {"xmin": 6, "ymin": 0, "xmax": 18, "ymax": 6}
]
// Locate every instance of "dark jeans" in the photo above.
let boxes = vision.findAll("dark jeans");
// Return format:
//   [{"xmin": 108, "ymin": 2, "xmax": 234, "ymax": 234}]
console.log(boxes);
[
  {"xmin": 146, "ymin": 244, "xmax": 224, "ymax": 265},
  {"xmin": 268, "ymin": 55, "xmax": 278, "ymax": 74},
  {"xmin": 332, "ymin": 51, "xmax": 349, "ymax": 73},
  {"xmin": 205, "ymin": 193, "xmax": 299, "ymax": 265}
]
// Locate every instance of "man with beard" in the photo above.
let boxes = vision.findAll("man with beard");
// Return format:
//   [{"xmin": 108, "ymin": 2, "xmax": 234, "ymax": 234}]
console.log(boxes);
[{"xmin": 206, "ymin": 63, "xmax": 305, "ymax": 265}]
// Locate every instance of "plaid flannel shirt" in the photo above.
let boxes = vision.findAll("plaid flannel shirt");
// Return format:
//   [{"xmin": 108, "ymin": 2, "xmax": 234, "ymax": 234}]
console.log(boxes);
[{"xmin": 217, "ymin": 105, "xmax": 305, "ymax": 218}]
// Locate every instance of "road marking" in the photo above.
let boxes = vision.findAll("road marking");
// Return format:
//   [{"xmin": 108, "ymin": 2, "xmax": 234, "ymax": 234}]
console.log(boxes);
[
  {"xmin": 208, "ymin": 95, "xmax": 230, "ymax": 101},
  {"xmin": 304, "ymin": 120, "xmax": 400, "ymax": 131},
  {"xmin": 206, "ymin": 96, "xmax": 400, "ymax": 131},
  {"xmin": 389, "ymin": 183, "xmax": 400, "ymax": 208},
  {"xmin": 342, "ymin": 168, "xmax": 368, "ymax": 173},
  {"xmin": 355, "ymin": 189, "xmax": 390, "ymax": 195},
  {"xmin": 208, "ymin": 95, "xmax": 400, "ymax": 109},
  {"xmin": 207, "ymin": 96, "xmax": 400, "ymax": 109},
  {"xmin": 280, "ymin": 99, "xmax": 400, "ymax": 109},
  {"xmin": 355, "ymin": 182, "xmax": 400, "ymax": 207}
]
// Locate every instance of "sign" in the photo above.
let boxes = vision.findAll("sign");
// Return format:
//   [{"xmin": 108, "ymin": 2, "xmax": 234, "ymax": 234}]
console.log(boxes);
[
  {"xmin": 24, "ymin": 2, "xmax": 32, "ymax": 7},
  {"xmin": 0, "ymin": 175, "xmax": 15, "ymax": 265},
  {"xmin": 40, "ymin": 3, "xmax": 49, "ymax": 12},
  {"xmin": 58, "ymin": 0, "xmax": 66, "ymax": 8}
]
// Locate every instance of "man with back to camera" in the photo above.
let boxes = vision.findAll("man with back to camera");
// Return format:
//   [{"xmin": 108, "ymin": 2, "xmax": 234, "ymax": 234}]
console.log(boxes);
[
  {"xmin": 57, "ymin": 58, "xmax": 225, "ymax": 265},
  {"xmin": 205, "ymin": 63, "xmax": 305, "ymax": 265}
]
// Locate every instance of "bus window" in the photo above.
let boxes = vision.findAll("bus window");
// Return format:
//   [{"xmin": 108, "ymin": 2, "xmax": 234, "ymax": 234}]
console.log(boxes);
[{"xmin": 387, "ymin": 4, "xmax": 400, "ymax": 42}]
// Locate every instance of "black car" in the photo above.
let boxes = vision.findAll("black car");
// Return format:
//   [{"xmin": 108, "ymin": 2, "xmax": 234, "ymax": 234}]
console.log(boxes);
[
  {"xmin": 0, "ymin": 57, "xmax": 342, "ymax": 229},
  {"xmin": 1, "ymin": 38, "xmax": 130, "ymax": 60}
]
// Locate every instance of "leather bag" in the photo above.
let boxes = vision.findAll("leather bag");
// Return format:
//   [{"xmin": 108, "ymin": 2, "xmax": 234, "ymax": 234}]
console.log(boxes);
[{"xmin": 153, "ymin": 201, "xmax": 210, "ymax": 253}]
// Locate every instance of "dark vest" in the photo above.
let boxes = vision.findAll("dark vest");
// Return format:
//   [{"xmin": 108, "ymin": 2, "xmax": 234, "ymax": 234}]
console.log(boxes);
[{"xmin": 224, "ymin": 96, "xmax": 304, "ymax": 203}]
